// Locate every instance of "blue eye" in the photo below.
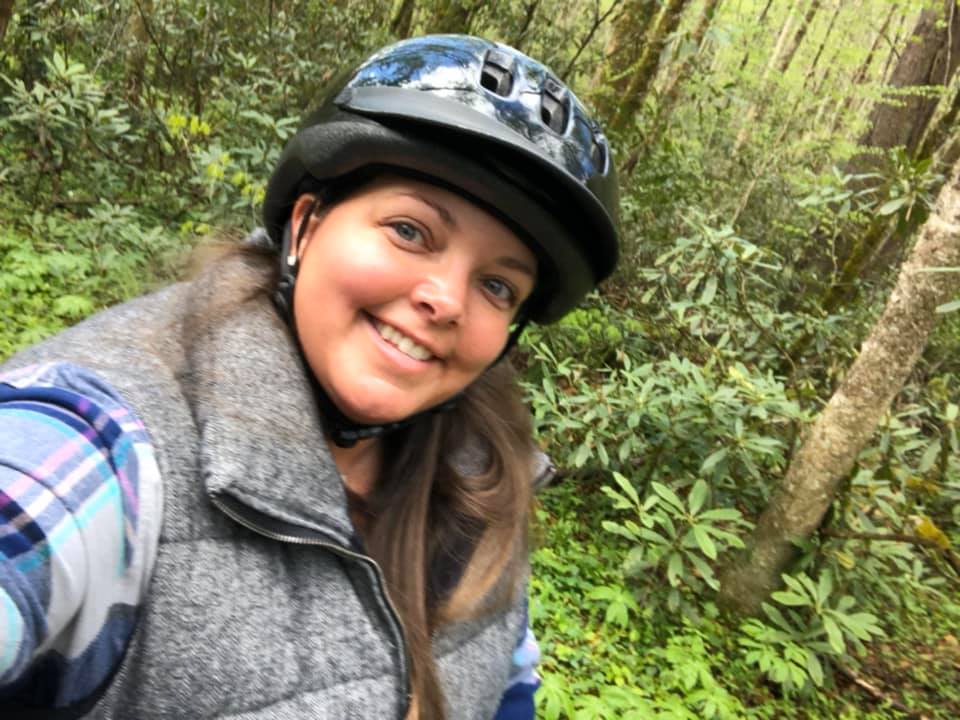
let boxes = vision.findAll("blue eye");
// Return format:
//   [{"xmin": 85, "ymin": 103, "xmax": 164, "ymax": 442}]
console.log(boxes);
[
  {"xmin": 482, "ymin": 277, "xmax": 516, "ymax": 305},
  {"xmin": 390, "ymin": 221, "xmax": 426, "ymax": 245}
]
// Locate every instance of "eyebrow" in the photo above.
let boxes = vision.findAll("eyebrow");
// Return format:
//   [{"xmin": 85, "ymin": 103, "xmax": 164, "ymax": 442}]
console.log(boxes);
[
  {"xmin": 396, "ymin": 190, "xmax": 536, "ymax": 277},
  {"xmin": 397, "ymin": 191, "xmax": 458, "ymax": 230},
  {"xmin": 496, "ymin": 256, "xmax": 537, "ymax": 278}
]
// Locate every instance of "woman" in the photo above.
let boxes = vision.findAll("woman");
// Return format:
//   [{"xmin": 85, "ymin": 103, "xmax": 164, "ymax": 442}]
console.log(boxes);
[{"xmin": 0, "ymin": 35, "xmax": 618, "ymax": 719}]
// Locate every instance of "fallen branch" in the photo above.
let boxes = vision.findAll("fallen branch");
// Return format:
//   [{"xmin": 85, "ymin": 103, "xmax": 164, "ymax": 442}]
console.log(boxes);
[
  {"xmin": 820, "ymin": 528, "xmax": 960, "ymax": 577},
  {"xmin": 835, "ymin": 664, "xmax": 930, "ymax": 720}
]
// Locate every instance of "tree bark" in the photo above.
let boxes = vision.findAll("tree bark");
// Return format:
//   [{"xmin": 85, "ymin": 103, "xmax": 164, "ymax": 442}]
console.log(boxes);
[
  {"xmin": 720, "ymin": 155, "xmax": 960, "ymax": 616},
  {"xmin": 773, "ymin": 0, "xmax": 821, "ymax": 75},
  {"xmin": 593, "ymin": 0, "xmax": 660, "ymax": 122},
  {"xmin": 125, "ymin": 0, "xmax": 152, "ymax": 102},
  {"xmin": 732, "ymin": 0, "xmax": 821, "ymax": 155},
  {"xmin": 609, "ymin": 0, "xmax": 694, "ymax": 135},
  {"xmin": 831, "ymin": 4, "xmax": 896, "ymax": 133},
  {"xmin": 799, "ymin": 0, "xmax": 839, "ymax": 93},
  {"xmin": 858, "ymin": 1, "xmax": 960, "ymax": 159},
  {"xmin": 427, "ymin": 0, "xmax": 476, "ymax": 35},
  {"xmin": 819, "ymin": 1, "xmax": 960, "ymax": 312},
  {"xmin": 559, "ymin": 0, "xmax": 622, "ymax": 83},
  {"xmin": 657, "ymin": 0, "xmax": 722, "ymax": 115},
  {"xmin": 391, "ymin": 0, "xmax": 417, "ymax": 38},
  {"xmin": 880, "ymin": 9, "xmax": 911, "ymax": 85},
  {"xmin": 733, "ymin": 1, "xmax": 839, "ymax": 217},
  {"xmin": 0, "ymin": 0, "xmax": 13, "ymax": 45},
  {"xmin": 508, "ymin": 0, "xmax": 541, "ymax": 53},
  {"xmin": 735, "ymin": 0, "xmax": 775, "ymax": 73}
]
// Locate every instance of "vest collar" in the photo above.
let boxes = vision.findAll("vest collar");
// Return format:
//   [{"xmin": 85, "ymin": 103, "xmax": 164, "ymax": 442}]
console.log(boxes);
[{"xmin": 183, "ymin": 250, "xmax": 356, "ymax": 546}]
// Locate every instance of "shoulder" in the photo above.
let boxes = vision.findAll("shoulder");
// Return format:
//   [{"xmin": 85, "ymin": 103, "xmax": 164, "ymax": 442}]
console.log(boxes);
[
  {"xmin": 0, "ymin": 361, "xmax": 162, "ymax": 530},
  {"xmin": 0, "ymin": 362, "xmax": 163, "ymax": 704}
]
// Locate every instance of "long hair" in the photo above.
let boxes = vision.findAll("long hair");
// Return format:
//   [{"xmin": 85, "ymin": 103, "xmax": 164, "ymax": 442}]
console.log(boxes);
[{"xmin": 186, "ymin": 237, "xmax": 534, "ymax": 720}]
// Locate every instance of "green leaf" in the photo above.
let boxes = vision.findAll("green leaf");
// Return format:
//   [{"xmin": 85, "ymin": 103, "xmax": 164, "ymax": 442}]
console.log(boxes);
[
  {"xmin": 771, "ymin": 591, "xmax": 808, "ymax": 607},
  {"xmin": 936, "ymin": 299, "xmax": 960, "ymax": 314},
  {"xmin": 600, "ymin": 486, "xmax": 634, "ymax": 511},
  {"xmin": 816, "ymin": 571, "xmax": 833, "ymax": 602},
  {"xmin": 688, "ymin": 479, "xmax": 708, "ymax": 515},
  {"xmin": 699, "ymin": 275, "xmax": 718, "ymax": 305},
  {"xmin": 637, "ymin": 527, "xmax": 669, "ymax": 544},
  {"xmin": 699, "ymin": 507, "xmax": 742, "ymax": 522},
  {"xmin": 700, "ymin": 447, "xmax": 728, "ymax": 474},
  {"xmin": 667, "ymin": 551, "xmax": 684, "ymax": 586},
  {"xmin": 685, "ymin": 551, "xmax": 718, "ymax": 589},
  {"xmin": 51, "ymin": 294, "xmax": 94, "ymax": 319},
  {"xmin": 841, "ymin": 612, "xmax": 884, "ymax": 640},
  {"xmin": 611, "ymin": 471, "xmax": 640, "ymax": 507},
  {"xmin": 781, "ymin": 573, "xmax": 810, "ymax": 598},
  {"xmin": 651, "ymin": 482, "xmax": 685, "ymax": 511},
  {"xmin": 805, "ymin": 649, "xmax": 824, "ymax": 686},
  {"xmin": 823, "ymin": 616, "xmax": 845, "ymax": 654},
  {"xmin": 601, "ymin": 521, "xmax": 638, "ymax": 541},
  {"xmin": 877, "ymin": 196, "xmax": 908, "ymax": 215},
  {"xmin": 573, "ymin": 441, "xmax": 591, "ymax": 468},
  {"xmin": 917, "ymin": 440, "xmax": 941, "ymax": 472},
  {"xmin": 692, "ymin": 524, "xmax": 718, "ymax": 559}
]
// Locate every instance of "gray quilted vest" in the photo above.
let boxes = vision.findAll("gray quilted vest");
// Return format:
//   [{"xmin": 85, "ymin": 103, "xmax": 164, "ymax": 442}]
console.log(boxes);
[{"xmin": 6, "ymin": 252, "xmax": 525, "ymax": 719}]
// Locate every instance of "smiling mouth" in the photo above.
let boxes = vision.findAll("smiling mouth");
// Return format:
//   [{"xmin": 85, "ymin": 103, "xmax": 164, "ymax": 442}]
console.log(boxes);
[{"xmin": 373, "ymin": 319, "xmax": 434, "ymax": 361}]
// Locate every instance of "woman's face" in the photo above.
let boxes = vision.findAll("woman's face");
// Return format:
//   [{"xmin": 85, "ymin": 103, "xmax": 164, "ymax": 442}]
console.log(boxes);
[{"xmin": 290, "ymin": 176, "xmax": 537, "ymax": 424}]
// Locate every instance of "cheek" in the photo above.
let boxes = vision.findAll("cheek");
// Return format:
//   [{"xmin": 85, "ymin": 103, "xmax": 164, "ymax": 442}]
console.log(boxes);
[
  {"xmin": 458, "ymin": 312, "xmax": 511, "ymax": 369},
  {"xmin": 299, "ymin": 249, "xmax": 406, "ymax": 310}
]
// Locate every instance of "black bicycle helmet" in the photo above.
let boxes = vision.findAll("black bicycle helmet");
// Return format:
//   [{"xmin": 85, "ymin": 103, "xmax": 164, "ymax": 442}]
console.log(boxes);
[{"xmin": 264, "ymin": 34, "xmax": 619, "ymax": 324}]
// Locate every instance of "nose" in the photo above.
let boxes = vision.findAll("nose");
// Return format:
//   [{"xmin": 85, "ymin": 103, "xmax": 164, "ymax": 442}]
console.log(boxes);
[{"xmin": 411, "ymin": 273, "xmax": 466, "ymax": 325}]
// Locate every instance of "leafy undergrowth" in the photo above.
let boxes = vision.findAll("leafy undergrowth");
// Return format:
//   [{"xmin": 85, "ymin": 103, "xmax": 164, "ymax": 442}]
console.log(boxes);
[
  {"xmin": 846, "ymin": 612, "xmax": 960, "ymax": 719},
  {"xmin": 0, "ymin": 200, "xmax": 189, "ymax": 360},
  {"xmin": 531, "ymin": 480, "xmax": 959, "ymax": 720}
]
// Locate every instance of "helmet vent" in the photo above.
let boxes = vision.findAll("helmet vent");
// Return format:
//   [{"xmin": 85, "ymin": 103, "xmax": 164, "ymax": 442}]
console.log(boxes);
[
  {"xmin": 591, "ymin": 136, "xmax": 608, "ymax": 172},
  {"xmin": 481, "ymin": 50, "xmax": 514, "ymax": 96},
  {"xmin": 541, "ymin": 76, "xmax": 569, "ymax": 133}
]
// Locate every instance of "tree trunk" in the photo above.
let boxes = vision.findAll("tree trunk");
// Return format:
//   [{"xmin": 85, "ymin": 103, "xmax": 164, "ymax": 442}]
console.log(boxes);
[
  {"xmin": 858, "ymin": 1, "xmax": 960, "ymax": 159},
  {"xmin": 609, "ymin": 0, "xmax": 693, "ymax": 135},
  {"xmin": 735, "ymin": 0, "xmax": 775, "ymax": 74},
  {"xmin": 427, "ymin": 0, "xmax": 475, "ymax": 35},
  {"xmin": 559, "ymin": 0, "xmax": 622, "ymax": 83},
  {"xmin": 391, "ymin": 0, "xmax": 416, "ymax": 38},
  {"xmin": 733, "ymin": 0, "xmax": 821, "ymax": 155},
  {"xmin": 593, "ymin": 0, "xmax": 660, "ymax": 122},
  {"xmin": 919, "ymin": 80, "xmax": 960, "ymax": 164},
  {"xmin": 125, "ymin": 0, "xmax": 152, "ymax": 103},
  {"xmin": 820, "ymin": 1, "xmax": 960, "ymax": 312},
  {"xmin": 734, "ymin": 1, "xmax": 839, "ymax": 217},
  {"xmin": 879, "ymin": 9, "xmax": 910, "ymax": 85},
  {"xmin": 831, "ymin": 4, "xmax": 896, "ymax": 133},
  {"xmin": 799, "ymin": 0, "xmax": 838, "ymax": 93},
  {"xmin": 773, "ymin": 0, "xmax": 821, "ymax": 75},
  {"xmin": 720, "ymin": 155, "xmax": 960, "ymax": 616},
  {"xmin": 657, "ymin": 0, "xmax": 722, "ymax": 114},
  {"xmin": 0, "ymin": 0, "xmax": 13, "ymax": 45},
  {"xmin": 508, "ymin": 0, "xmax": 541, "ymax": 52}
]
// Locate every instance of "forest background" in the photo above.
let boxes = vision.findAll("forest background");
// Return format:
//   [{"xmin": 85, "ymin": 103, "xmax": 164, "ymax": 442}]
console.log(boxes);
[{"xmin": 1, "ymin": 0, "xmax": 959, "ymax": 718}]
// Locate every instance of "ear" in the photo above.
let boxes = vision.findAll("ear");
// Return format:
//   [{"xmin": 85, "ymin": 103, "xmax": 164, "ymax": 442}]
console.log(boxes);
[{"xmin": 289, "ymin": 193, "xmax": 321, "ymax": 258}]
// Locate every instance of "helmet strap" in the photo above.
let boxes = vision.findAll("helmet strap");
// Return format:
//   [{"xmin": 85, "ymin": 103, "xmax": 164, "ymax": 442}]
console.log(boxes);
[{"xmin": 272, "ymin": 197, "xmax": 318, "ymax": 323}]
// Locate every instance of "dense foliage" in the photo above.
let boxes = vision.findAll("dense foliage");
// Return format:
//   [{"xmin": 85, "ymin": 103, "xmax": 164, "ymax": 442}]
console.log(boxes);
[{"xmin": 1, "ymin": 1, "xmax": 958, "ymax": 718}]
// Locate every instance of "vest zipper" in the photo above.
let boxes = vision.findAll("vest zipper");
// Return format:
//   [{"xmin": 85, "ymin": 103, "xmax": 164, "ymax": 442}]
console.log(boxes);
[{"xmin": 208, "ymin": 491, "xmax": 412, "ymax": 719}]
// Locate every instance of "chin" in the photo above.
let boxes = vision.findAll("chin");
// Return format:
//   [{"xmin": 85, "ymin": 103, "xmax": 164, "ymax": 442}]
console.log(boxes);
[{"xmin": 333, "ymin": 393, "xmax": 422, "ymax": 426}]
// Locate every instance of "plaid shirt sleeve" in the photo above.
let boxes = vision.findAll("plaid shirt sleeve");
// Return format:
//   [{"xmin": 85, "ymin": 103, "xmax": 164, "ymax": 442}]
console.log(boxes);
[
  {"xmin": 493, "ymin": 597, "xmax": 540, "ymax": 720},
  {"xmin": 0, "ymin": 363, "xmax": 162, "ymax": 709}
]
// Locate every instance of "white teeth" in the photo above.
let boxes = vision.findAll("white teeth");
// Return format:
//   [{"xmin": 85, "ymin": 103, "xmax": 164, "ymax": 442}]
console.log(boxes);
[{"xmin": 375, "ymin": 320, "xmax": 433, "ymax": 361}]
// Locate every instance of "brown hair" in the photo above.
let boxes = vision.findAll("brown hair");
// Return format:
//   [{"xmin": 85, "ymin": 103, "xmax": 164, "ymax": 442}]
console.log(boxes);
[{"xmin": 186, "ymin": 238, "xmax": 534, "ymax": 720}]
